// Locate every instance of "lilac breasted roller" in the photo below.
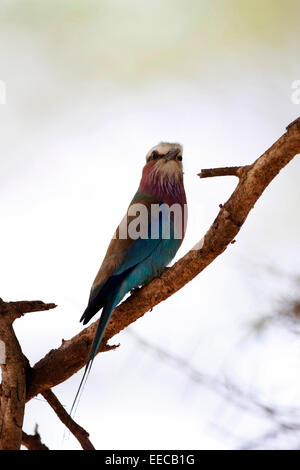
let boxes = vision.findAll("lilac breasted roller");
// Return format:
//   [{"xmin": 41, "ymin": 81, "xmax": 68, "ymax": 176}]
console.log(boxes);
[{"xmin": 72, "ymin": 142, "xmax": 187, "ymax": 408}]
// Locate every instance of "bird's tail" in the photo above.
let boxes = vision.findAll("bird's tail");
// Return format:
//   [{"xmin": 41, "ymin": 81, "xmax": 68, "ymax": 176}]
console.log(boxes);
[{"xmin": 70, "ymin": 297, "xmax": 115, "ymax": 417}]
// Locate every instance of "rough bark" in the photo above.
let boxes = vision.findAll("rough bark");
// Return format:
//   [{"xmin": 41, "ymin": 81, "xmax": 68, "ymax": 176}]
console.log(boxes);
[{"xmin": 0, "ymin": 300, "xmax": 55, "ymax": 450}]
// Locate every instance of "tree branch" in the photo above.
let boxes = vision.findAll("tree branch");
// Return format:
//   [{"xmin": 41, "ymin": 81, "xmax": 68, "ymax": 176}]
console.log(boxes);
[
  {"xmin": 25, "ymin": 117, "xmax": 300, "ymax": 402},
  {"xmin": 41, "ymin": 389, "xmax": 95, "ymax": 450},
  {"xmin": 22, "ymin": 426, "xmax": 49, "ymax": 450},
  {"xmin": 0, "ymin": 298, "xmax": 56, "ymax": 322},
  {"xmin": 0, "ymin": 299, "xmax": 56, "ymax": 449},
  {"xmin": 198, "ymin": 165, "xmax": 248, "ymax": 178}
]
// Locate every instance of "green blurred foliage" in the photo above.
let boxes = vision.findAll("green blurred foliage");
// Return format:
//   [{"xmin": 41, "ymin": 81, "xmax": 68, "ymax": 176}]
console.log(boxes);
[{"xmin": 0, "ymin": 0, "xmax": 299, "ymax": 83}]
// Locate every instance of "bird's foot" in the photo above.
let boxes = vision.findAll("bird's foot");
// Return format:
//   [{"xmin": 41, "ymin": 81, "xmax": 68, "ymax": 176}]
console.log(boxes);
[{"xmin": 158, "ymin": 266, "xmax": 170, "ymax": 277}]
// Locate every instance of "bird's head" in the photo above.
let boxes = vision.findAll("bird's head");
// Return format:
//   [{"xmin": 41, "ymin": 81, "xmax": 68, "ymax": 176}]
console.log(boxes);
[
  {"xmin": 139, "ymin": 142, "xmax": 185, "ymax": 204},
  {"xmin": 145, "ymin": 142, "xmax": 183, "ymax": 180}
]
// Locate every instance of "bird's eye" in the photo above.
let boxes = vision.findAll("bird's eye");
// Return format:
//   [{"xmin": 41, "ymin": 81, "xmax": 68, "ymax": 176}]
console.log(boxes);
[
  {"xmin": 177, "ymin": 156, "xmax": 182, "ymax": 161},
  {"xmin": 151, "ymin": 151, "xmax": 159, "ymax": 160}
]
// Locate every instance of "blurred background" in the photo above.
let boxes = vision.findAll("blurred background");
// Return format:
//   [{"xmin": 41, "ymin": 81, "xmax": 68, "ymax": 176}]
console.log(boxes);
[{"xmin": 0, "ymin": 0, "xmax": 300, "ymax": 450}]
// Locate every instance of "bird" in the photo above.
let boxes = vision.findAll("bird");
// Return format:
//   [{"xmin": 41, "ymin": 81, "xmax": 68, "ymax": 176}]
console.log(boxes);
[{"xmin": 72, "ymin": 142, "xmax": 187, "ymax": 409}]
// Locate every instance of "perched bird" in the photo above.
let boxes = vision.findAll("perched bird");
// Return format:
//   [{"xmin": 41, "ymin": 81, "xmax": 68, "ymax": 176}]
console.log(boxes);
[{"xmin": 72, "ymin": 142, "xmax": 187, "ymax": 408}]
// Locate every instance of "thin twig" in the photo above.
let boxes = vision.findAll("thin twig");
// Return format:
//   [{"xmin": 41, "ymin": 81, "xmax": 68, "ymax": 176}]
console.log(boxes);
[
  {"xmin": 198, "ymin": 165, "xmax": 248, "ymax": 178},
  {"xmin": 41, "ymin": 389, "xmax": 95, "ymax": 450}
]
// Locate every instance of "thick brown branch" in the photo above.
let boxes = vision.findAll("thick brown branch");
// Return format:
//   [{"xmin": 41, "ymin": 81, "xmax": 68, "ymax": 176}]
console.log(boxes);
[
  {"xmin": 41, "ymin": 389, "xmax": 95, "ymax": 450},
  {"xmin": 0, "ymin": 299, "xmax": 56, "ymax": 449},
  {"xmin": 22, "ymin": 427, "xmax": 48, "ymax": 450},
  {"xmin": 25, "ymin": 117, "xmax": 300, "ymax": 402},
  {"xmin": 0, "ymin": 312, "xmax": 26, "ymax": 449}
]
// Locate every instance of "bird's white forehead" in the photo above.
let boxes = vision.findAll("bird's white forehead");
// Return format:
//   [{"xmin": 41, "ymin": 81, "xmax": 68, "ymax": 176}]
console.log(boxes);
[{"xmin": 146, "ymin": 142, "xmax": 183, "ymax": 158}]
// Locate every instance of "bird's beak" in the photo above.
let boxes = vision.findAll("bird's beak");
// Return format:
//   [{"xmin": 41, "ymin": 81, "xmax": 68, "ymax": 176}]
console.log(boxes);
[{"xmin": 164, "ymin": 148, "xmax": 181, "ymax": 161}]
